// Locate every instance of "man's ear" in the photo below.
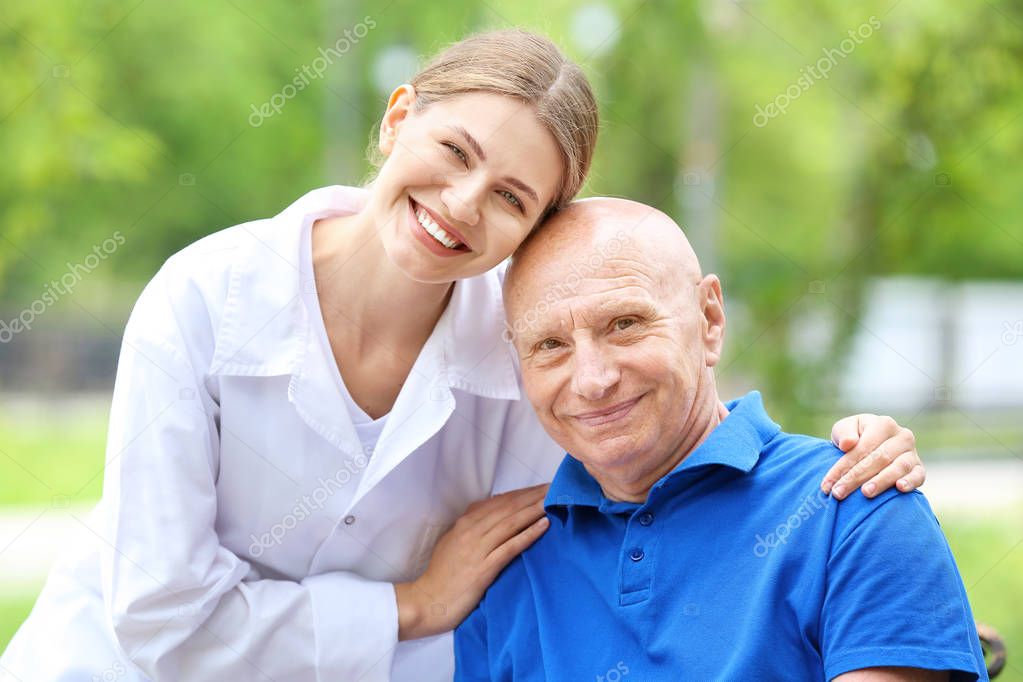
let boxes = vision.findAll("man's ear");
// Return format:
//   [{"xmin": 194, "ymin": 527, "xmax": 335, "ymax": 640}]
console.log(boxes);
[
  {"xmin": 378, "ymin": 84, "xmax": 417, "ymax": 156},
  {"xmin": 699, "ymin": 274, "xmax": 726, "ymax": 367}
]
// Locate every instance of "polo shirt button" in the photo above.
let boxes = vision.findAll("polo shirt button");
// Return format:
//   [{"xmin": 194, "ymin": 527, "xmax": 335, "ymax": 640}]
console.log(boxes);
[
  {"xmin": 629, "ymin": 548, "xmax": 645, "ymax": 562},
  {"xmin": 638, "ymin": 512, "xmax": 654, "ymax": 526},
  {"xmin": 343, "ymin": 515, "xmax": 356, "ymax": 525}
]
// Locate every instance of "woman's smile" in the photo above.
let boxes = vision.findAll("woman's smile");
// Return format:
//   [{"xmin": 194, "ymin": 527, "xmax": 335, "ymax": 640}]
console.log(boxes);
[{"xmin": 407, "ymin": 196, "xmax": 472, "ymax": 256}]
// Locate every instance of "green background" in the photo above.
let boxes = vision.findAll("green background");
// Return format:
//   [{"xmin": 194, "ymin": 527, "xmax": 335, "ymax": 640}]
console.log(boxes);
[{"xmin": 1, "ymin": 0, "xmax": 1020, "ymax": 678}]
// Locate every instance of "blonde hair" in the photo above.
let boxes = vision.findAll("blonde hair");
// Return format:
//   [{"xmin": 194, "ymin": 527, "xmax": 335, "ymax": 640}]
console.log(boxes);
[{"xmin": 374, "ymin": 29, "xmax": 599, "ymax": 213}]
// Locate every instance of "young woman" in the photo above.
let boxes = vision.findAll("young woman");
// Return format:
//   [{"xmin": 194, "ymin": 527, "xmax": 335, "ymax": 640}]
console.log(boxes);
[{"xmin": 1, "ymin": 30, "xmax": 923, "ymax": 681}]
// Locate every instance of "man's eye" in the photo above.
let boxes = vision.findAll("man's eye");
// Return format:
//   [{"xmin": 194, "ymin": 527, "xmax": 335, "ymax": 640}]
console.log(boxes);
[
  {"xmin": 443, "ymin": 142, "xmax": 468, "ymax": 165},
  {"xmin": 615, "ymin": 318, "xmax": 637, "ymax": 331},
  {"xmin": 538, "ymin": 338, "xmax": 562, "ymax": 351}
]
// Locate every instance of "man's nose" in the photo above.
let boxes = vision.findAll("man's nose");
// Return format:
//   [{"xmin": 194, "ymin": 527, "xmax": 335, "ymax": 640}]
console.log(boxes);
[
  {"xmin": 441, "ymin": 177, "xmax": 483, "ymax": 226},
  {"xmin": 571, "ymin": 343, "xmax": 620, "ymax": 402}
]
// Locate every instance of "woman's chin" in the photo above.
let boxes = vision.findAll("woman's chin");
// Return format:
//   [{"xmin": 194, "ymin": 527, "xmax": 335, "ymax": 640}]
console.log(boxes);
[
  {"xmin": 383, "ymin": 242, "xmax": 461, "ymax": 284},
  {"xmin": 390, "ymin": 243, "xmax": 497, "ymax": 284}
]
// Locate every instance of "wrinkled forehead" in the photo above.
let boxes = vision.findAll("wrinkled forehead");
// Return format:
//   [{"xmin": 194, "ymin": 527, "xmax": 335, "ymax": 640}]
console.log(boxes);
[
  {"xmin": 505, "ymin": 202, "xmax": 703, "ymax": 331},
  {"xmin": 506, "ymin": 251, "xmax": 679, "ymax": 339}
]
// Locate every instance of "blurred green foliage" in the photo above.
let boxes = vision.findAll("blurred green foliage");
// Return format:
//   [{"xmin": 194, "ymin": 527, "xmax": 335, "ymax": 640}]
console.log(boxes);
[
  {"xmin": 0, "ymin": 406, "xmax": 107, "ymax": 506},
  {"xmin": 1, "ymin": 3, "xmax": 1020, "ymax": 674},
  {"xmin": 3, "ymin": 0, "xmax": 1022, "ymax": 426}
]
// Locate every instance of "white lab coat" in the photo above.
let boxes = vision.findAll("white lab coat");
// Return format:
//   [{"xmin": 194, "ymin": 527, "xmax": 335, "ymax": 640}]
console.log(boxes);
[{"xmin": 0, "ymin": 186, "xmax": 564, "ymax": 681}]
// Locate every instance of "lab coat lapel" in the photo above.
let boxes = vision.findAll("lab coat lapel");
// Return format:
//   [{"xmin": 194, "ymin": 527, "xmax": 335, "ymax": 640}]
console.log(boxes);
[
  {"xmin": 345, "ymin": 268, "xmax": 522, "ymax": 508},
  {"xmin": 287, "ymin": 298, "xmax": 364, "ymax": 462},
  {"xmin": 348, "ymin": 311, "xmax": 454, "ymax": 508}
]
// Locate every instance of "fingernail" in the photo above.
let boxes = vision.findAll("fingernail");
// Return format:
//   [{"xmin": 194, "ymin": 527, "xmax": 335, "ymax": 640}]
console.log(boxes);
[
  {"xmin": 897, "ymin": 479, "xmax": 907, "ymax": 489},
  {"xmin": 821, "ymin": 480, "xmax": 833, "ymax": 494},
  {"xmin": 832, "ymin": 484, "xmax": 845, "ymax": 498},
  {"xmin": 863, "ymin": 482, "xmax": 876, "ymax": 496}
]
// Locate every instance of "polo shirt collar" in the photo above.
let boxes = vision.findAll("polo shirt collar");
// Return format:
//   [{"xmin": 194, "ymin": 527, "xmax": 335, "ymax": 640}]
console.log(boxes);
[
  {"xmin": 207, "ymin": 185, "xmax": 521, "ymax": 401},
  {"xmin": 545, "ymin": 391, "xmax": 780, "ymax": 513}
]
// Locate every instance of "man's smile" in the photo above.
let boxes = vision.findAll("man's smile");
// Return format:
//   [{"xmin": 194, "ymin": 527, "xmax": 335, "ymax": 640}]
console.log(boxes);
[{"xmin": 571, "ymin": 394, "xmax": 645, "ymax": 427}]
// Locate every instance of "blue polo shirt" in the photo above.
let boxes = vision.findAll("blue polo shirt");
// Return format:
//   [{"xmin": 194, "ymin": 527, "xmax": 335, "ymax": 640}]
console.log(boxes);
[{"xmin": 455, "ymin": 392, "xmax": 986, "ymax": 681}]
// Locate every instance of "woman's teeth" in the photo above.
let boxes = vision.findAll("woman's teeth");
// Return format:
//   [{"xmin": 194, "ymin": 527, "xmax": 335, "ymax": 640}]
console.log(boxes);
[{"xmin": 416, "ymin": 207, "xmax": 464, "ymax": 250}]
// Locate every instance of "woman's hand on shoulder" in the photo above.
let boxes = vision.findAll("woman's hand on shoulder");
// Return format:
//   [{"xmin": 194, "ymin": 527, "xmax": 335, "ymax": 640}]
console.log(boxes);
[
  {"xmin": 822, "ymin": 414, "xmax": 924, "ymax": 500},
  {"xmin": 394, "ymin": 484, "xmax": 550, "ymax": 641}
]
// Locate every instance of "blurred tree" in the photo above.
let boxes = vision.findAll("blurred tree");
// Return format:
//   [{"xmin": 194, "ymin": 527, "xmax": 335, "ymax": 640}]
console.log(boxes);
[
  {"xmin": 688, "ymin": 0, "xmax": 1023, "ymax": 425},
  {"xmin": 1, "ymin": 0, "xmax": 1021, "ymax": 424},
  {"xmin": 0, "ymin": 1, "xmax": 326, "ymax": 305},
  {"xmin": 0, "ymin": 2, "xmax": 161, "ymax": 287}
]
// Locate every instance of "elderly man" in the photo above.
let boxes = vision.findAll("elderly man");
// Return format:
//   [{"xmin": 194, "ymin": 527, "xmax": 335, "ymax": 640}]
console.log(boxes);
[{"xmin": 454, "ymin": 198, "xmax": 986, "ymax": 681}]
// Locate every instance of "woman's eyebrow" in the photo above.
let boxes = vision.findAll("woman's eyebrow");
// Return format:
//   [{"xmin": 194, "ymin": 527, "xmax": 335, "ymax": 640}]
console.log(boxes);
[
  {"xmin": 448, "ymin": 125, "xmax": 487, "ymax": 162},
  {"xmin": 503, "ymin": 177, "xmax": 539, "ymax": 205},
  {"xmin": 447, "ymin": 125, "xmax": 540, "ymax": 206}
]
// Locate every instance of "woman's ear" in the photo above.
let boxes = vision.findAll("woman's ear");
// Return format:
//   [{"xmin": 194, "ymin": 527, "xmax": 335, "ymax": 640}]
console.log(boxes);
[
  {"xmin": 699, "ymin": 274, "xmax": 726, "ymax": 367},
  {"xmin": 378, "ymin": 84, "xmax": 417, "ymax": 156}
]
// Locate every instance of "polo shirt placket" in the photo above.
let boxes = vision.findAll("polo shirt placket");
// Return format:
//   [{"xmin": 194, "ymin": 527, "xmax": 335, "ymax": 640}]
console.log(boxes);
[{"xmin": 600, "ymin": 498, "xmax": 659, "ymax": 606}]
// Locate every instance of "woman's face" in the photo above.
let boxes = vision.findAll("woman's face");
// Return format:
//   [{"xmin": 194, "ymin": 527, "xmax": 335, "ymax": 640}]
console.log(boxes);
[{"xmin": 367, "ymin": 87, "xmax": 565, "ymax": 283}]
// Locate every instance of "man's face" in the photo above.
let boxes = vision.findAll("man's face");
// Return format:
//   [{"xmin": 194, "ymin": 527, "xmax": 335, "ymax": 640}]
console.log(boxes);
[{"xmin": 508, "ymin": 234, "xmax": 723, "ymax": 488}]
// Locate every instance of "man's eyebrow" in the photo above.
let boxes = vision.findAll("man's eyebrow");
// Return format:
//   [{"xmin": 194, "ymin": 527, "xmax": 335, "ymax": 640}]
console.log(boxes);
[
  {"xmin": 514, "ymin": 320, "xmax": 558, "ymax": 346},
  {"xmin": 594, "ymin": 297, "xmax": 660, "ymax": 317},
  {"xmin": 514, "ymin": 297, "xmax": 659, "ymax": 342},
  {"xmin": 448, "ymin": 125, "xmax": 540, "ymax": 206}
]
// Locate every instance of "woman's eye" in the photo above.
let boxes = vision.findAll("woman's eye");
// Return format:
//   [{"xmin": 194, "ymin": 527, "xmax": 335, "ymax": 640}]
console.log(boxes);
[
  {"xmin": 499, "ymin": 190, "xmax": 522, "ymax": 209},
  {"xmin": 615, "ymin": 318, "xmax": 637, "ymax": 331},
  {"xmin": 443, "ymin": 142, "xmax": 468, "ymax": 165}
]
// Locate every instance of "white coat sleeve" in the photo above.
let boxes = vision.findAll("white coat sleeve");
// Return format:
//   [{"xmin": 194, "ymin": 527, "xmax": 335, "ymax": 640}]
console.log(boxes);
[{"xmin": 100, "ymin": 267, "xmax": 398, "ymax": 681}]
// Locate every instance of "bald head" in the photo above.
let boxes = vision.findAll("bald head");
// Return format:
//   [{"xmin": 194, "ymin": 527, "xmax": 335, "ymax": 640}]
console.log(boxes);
[
  {"xmin": 505, "ymin": 197, "xmax": 704, "ymax": 322},
  {"xmin": 522, "ymin": 197, "xmax": 695, "ymax": 261}
]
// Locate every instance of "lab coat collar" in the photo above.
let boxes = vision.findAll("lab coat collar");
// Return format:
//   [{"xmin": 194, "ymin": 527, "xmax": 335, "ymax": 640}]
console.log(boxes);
[{"xmin": 208, "ymin": 185, "xmax": 521, "ymax": 403}]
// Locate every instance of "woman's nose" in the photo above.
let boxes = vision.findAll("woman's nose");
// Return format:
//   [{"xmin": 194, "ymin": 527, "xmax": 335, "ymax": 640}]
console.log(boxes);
[{"xmin": 441, "ymin": 180, "xmax": 483, "ymax": 226}]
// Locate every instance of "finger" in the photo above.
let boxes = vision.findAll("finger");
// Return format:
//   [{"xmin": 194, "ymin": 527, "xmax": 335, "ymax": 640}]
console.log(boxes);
[
  {"xmin": 822, "ymin": 417, "xmax": 886, "ymax": 493},
  {"xmin": 830, "ymin": 414, "xmax": 865, "ymax": 452},
  {"xmin": 484, "ymin": 516, "xmax": 550, "ymax": 578},
  {"xmin": 827, "ymin": 418, "xmax": 911, "ymax": 497},
  {"xmin": 858, "ymin": 451, "xmax": 917, "ymax": 498},
  {"xmin": 835, "ymin": 428, "xmax": 915, "ymax": 494},
  {"xmin": 480, "ymin": 496, "xmax": 547, "ymax": 548},
  {"xmin": 844, "ymin": 415, "xmax": 898, "ymax": 463},
  {"xmin": 896, "ymin": 463, "xmax": 926, "ymax": 492},
  {"xmin": 464, "ymin": 484, "xmax": 547, "ymax": 520},
  {"xmin": 832, "ymin": 442, "xmax": 902, "ymax": 499},
  {"xmin": 821, "ymin": 451, "xmax": 859, "ymax": 495},
  {"xmin": 870, "ymin": 426, "xmax": 915, "ymax": 459},
  {"xmin": 474, "ymin": 486, "xmax": 549, "ymax": 536}
]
